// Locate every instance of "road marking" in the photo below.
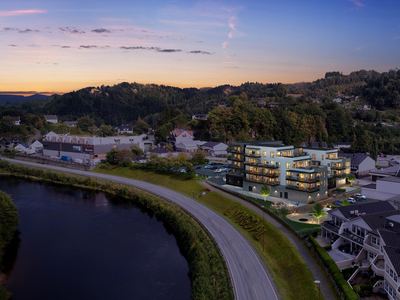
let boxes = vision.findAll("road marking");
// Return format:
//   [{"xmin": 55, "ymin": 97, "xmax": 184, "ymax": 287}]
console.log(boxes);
[
  {"xmin": 232, "ymin": 243, "xmax": 241, "ymax": 257},
  {"xmin": 253, "ymin": 285, "xmax": 260, "ymax": 300},
  {"xmin": 243, "ymin": 260, "xmax": 251, "ymax": 278},
  {"xmin": 221, "ymin": 229, "xmax": 231, "ymax": 241}
]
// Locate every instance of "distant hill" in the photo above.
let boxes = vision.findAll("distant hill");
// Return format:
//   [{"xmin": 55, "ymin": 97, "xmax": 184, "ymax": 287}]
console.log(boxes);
[{"xmin": 0, "ymin": 94, "xmax": 49, "ymax": 104}]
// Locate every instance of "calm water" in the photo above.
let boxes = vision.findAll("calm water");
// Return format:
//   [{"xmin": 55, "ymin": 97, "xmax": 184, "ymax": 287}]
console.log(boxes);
[{"xmin": 0, "ymin": 177, "xmax": 190, "ymax": 300}]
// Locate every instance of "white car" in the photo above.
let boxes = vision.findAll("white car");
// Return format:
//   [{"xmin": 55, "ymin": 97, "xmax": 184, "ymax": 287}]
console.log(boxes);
[
  {"xmin": 214, "ymin": 168, "xmax": 226, "ymax": 173},
  {"xmin": 347, "ymin": 197, "xmax": 356, "ymax": 203},
  {"xmin": 353, "ymin": 193, "xmax": 366, "ymax": 200}
]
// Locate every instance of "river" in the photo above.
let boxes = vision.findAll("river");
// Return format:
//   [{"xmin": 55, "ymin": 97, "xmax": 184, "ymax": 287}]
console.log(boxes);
[{"xmin": 0, "ymin": 176, "xmax": 191, "ymax": 300}]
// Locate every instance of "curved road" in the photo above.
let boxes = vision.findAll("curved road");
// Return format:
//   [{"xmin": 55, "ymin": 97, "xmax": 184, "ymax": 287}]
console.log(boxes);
[{"xmin": 3, "ymin": 159, "xmax": 279, "ymax": 300}]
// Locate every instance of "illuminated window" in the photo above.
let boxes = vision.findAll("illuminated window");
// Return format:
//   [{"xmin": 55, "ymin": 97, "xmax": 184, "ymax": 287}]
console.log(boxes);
[
  {"xmin": 270, "ymin": 152, "xmax": 275, "ymax": 158},
  {"xmin": 263, "ymin": 151, "xmax": 266, "ymax": 157}
]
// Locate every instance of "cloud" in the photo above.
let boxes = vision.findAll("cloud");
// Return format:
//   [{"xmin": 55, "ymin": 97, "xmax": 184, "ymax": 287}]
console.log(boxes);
[
  {"xmin": 8, "ymin": 44, "xmax": 18, "ymax": 47},
  {"xmin": 355, "ymin": 46, "xmax": 365, "ymax": 51},
  {"xmin": 347, "ymin": 0, "xmax": 365, "ymax": 8},
  {"xmin": 2, "ymin": 27, "xmax": 19, "ymax": 32},
  {"xmin": 79, "ymin": 45, "xmax": 98, "ymax": 49},
  {"xmin": 188, "ymin": 50, "xmax": 212, "ymax": 55},
  {"xmin": 36, "ymin": 62, "xmax": 59, "ymax": 65},
  {"xmin": 92, "ymin": 28, "xmax": 111, "ymax": 33},
  {"xmin": 53, "ymin": 45, "xmax": 72, "ymax": 48},
  {"xmin": 222, "ymin": 41, "xmax": 228, "ymax": 49},
  {"xmin": 120, "ymin": 46, "xmax": 182, "ymax": 53},
  {"xmin": 0, "ymin": 9, "xmax": 46, "ymax": 17},
  {"xmin": 79, "ymin": 45, "xmax": 110, "ymax": 49},
  {"xmin": 59, "ymin": 27, "xmax": 85, "ymax": 34},
  {"xmin": 18, "ymin": 29, "xmax": 40, "ymax": 34}
]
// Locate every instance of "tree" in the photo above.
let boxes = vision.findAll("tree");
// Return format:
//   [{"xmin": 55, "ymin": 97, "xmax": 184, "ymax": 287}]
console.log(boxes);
[
  {"xmin": 131, "ymin": 145, "xmax": 144, "ymax": 156},
  {"xmin": 97, "ymin": 124, "xmax": 116, "ymax": 137},
  {"xmin": 260, "ymin": 185, "xmax": 270, "ymax": 201},
  {"xmin": 133, "ymin": 118, "xmax": 149, "ymax": 134},
  {"xmin": 310, "ymin": 203, "xmax": 327, "ymax": 224},
  {"xmin": 347, "ymin": 174, "xmax": 356, "ymax": 186},
  {"xmin": 77, "ymin": 116, "xmax": 95, "ymax": 133}
]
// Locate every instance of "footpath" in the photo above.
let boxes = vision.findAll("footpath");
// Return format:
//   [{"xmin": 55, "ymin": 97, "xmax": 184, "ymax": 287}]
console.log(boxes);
[{"xmin": 201, "ymin": 180, "xmax": 337, "ymax": 300}]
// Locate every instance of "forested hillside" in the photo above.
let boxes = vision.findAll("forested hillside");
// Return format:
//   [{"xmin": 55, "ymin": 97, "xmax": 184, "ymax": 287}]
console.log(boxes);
[{"xmin": 1, "ymin": 69, "xmax": 400, "ymax": 158}]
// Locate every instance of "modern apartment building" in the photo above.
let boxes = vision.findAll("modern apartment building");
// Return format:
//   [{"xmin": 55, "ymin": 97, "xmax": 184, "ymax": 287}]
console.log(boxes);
[{"xmin": 227, "ymin": 140, "xmax": 350, "ymax": 203}]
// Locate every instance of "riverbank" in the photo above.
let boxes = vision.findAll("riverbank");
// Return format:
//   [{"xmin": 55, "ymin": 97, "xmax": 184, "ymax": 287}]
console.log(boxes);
[{"xmin": 0, "ymin": 160, "xmax": 233, "ymax": 300}]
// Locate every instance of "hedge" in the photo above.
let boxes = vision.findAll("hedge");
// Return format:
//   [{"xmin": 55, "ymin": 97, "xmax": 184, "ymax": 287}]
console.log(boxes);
[{"xmin": 308, "ymin": 235, "xmax": 359, "ymax": 300}]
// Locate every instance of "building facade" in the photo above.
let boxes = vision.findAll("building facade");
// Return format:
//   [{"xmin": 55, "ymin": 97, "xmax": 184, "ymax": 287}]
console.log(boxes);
[
  {"xmin": 42, "ymin": 133, "xmax": 152, "ymax": 165},
  {"xmin": 227, "ymin": 140, "xmax": 350, "ymax": 203}
]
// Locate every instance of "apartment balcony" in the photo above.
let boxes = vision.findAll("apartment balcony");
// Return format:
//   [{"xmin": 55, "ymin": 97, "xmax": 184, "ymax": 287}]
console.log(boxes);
[
  {"xmin": 230, "ymin": 149, "xmax": 244, "ymax": 154},
  {"xmin": 246, "ymin": 169, "xmax": 280, "ymax": 178},
  {"xmin": 244, "ymin": 160, "xmax": 261, "ymax": 166},
  {"xmin": 331, "ymin": 165, "xmax": 347, "ymax": 170},
  {"xmin": 341, "ymin": 230, "xmax": 364, "ymax": 246},
  {"xmin": 244, "ymin": 177, "xmax": 280, "ymax": 186},
  {"xmin": 371, "ymin": 258, "xmax": 385, "ymax": 277},
  {"xmin": 258, "ymin": 163, "xmax": 279, "ymax": 169},
  {"xmin": 286, "ymin": 175, "xmax": 320, "ymax": 183},
  {"xmin": 363, "ymin": 242, "xmax": 381, "ymax": 254},
  {"xmin": 245, "ymin": 152, "xmax": 261, "ymax": 158},
  {"xmin": 321, "ymin": 221, "xmax": 340, "ymax": 234},
  {"xmin": 231, "ymin": 164, "xmax": 244, "ymax": 170},
  {"xmin": 230, "ymin": 155, "xmax": 244, "ymax": 162},
  {"xmin": 285, "ymin": 184, "xmax": 320, "ymax": 193}
]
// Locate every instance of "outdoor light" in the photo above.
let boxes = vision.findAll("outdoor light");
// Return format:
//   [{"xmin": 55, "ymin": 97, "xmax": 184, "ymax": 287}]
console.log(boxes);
[{"xmin": 314, "ymin": 280, "xmax": 321, "ymax": 300}]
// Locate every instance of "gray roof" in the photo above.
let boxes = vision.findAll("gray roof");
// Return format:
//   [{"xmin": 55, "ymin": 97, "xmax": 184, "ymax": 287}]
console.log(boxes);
[
  {"xmin": 201, "ymin": 141, "xmax": 222, "ymax": 147},
  {"xmin": 321, "ymin": 142, "xmax": 328, "ymax": 148},
  {"xmin": 311, "ymin": 142, "xmax": 319, "ymax": 148},
  {"xmin": 338, "ymin": 153, "xmax": 372, "ymax": 166},
  {"xmin": 361, "ymin": 211, "xmax": 400, "ymax": 232},
  {"xmin": 378, "ymin": 230, "xmax": 400, "ymax": 275},
  {"xmin": 150, "ymin": 147, "xmax": 171, "ymax": 154},
  {"xmin": 336, "ymin": 201, "xmax": 396, "ymax": 220}
]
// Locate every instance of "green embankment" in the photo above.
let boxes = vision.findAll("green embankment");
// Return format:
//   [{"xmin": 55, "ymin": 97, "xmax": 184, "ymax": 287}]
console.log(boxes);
[
  {"xmin": 93, "ymin": 165, "xmax": 321, "ymax": 300},
  {"xmin": 0, "ymin": 191, "xmax": 19, "ymax": 300}
]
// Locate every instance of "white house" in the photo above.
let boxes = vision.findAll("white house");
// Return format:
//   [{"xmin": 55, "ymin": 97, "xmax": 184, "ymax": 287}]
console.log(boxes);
[
  {"xmin": 175, "ymin": 140, "xmax": 205, "ymax": 154},
  {"xmin": 44, "ymin": 115, "xmax": 58, "ymax": 124},
  {"xmin": 198, "ymin": 141, "xmax": 228, "ymax": 156},
  {"xmin": 168, "ymin": 129, "xmax": 194, "ymax": 144},
  {"xmin": 115, "ymin": 124, "xmax": 133, "ymax": 134},
  {"xmin": 30, "ymin": 140, "xmax": 43, "ymax": 152},
  {"xmin": 338, "ymin": 153, "xmax": 376, "ymax": 178}
]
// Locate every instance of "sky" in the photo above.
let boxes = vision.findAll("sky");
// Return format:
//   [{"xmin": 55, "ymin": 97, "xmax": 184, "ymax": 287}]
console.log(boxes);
[{"xmin": 1, "ymin": 0, "xmax": 400, "ymax": 95}]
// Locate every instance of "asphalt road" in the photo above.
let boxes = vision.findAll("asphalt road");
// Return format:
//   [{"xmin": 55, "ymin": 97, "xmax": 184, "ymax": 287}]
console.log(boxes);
[{"xmin": 3, "ymin": 158, "xmax": 279, "ymax": 300}]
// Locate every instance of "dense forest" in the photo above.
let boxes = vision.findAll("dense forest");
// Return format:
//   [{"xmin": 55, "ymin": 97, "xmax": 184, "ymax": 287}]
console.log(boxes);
[{"xmin": 1, "ymin": 68, "xmax": 400, "ymax": 158}]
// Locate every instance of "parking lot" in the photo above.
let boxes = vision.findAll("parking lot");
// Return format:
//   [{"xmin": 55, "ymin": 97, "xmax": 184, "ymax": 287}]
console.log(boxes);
[{"xmin": 195, "ymin": 163, "xmax": 231, "ymax": 186}]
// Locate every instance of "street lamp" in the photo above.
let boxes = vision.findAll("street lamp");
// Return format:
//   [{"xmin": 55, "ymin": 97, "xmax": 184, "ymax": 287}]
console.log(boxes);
[
  {"xmin": 314, "ymin": 280, "xmax": 321, "ymax": 300},
  {"xmin": 261, "ymin": 205, "xmax": 265, "ymax": 252}
]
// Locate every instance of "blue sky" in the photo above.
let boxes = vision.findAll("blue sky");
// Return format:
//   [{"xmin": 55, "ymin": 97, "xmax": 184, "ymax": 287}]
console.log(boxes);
[{"xmin": 1, "ymin": 0, "xmax": 399, "ymax": 94}]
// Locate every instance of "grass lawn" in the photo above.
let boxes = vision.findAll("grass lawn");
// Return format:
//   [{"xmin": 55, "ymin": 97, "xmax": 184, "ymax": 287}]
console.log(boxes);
[{"xmin": 93, "ymin": 165, "xmax": 322, "ymax": 300}]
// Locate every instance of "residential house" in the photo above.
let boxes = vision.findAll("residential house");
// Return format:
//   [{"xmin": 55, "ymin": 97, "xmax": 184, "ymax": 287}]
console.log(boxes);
[
  {"xmin": 0, "ymin": 136, "xmax": 24, "ymax": 149},
  {"xmin": 44, "ymin": 115, "xmax": 58, "ymax": 124},
  {"xmin": 251, "ymin": 98, "xmax": 266, "ymax": 107},
  {"xmin": 175, "ymin": 140, "xmax": 205, "ymax": 155},
  {"xmin": 358, "ymin": 104, "xmax": 372, "ymax": 111},
  {"xmin": 332, "ymin": 97, "xmax": 342, "ymax": 103},
  {"xmin": 321, "ymin": 202, "xmax": 400, "ymax": 299},
  {"xmin": 339, "ymin": 153, "xmax": 376, "ymax": 178},
  {"xmin": 268, "ymin": 102, "xmax": 282, "ymax": 109},
  {"xmin": 14, "ymin": 143, "xmax": 29, "ymax": 152},
  {"xmin": 2, "ymin": 116, "xmax": 20, "ymax": 125},
  {"xmin": 115, "ymin": 124, "xmax": 133, "ymax": 134},
  {"xmin": 198, "ymin": 141, "xmax": 228, "ymax": 156},
  {"xmin": 191, "ymin": 114, "xmax": 208, "ymax": 120},
  {"xmin": 64, "ymin": 121, "xmax": 78, "ymax": 127},
  {"xmin": 168, "ymin": 129, "xmax": 194, "ymax": 144},
  {"xmin": 149, "ymin": 146, "xmax": 178, "ymax": 158},
  {"xmin": 369, "ymin": 165, "xmax": 400, "ymax": 181},
  {"xmin": 30, "ymin": 140, "xmax": 43, "ymax": 152},
  {"xmin": 226, "ymin": 140, "xmax": 350, "ymax": 203}
]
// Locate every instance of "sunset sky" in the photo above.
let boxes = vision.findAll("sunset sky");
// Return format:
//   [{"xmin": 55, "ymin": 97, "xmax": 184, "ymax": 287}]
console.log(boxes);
[{"xmin": 1, "ymin": 0, "xmax": 400, "ymax": 95}]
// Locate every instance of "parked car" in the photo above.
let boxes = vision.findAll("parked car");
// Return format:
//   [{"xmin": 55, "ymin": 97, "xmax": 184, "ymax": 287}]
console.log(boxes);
[
  {"xmin": 214, "ymin": 168, "xmax": 226, "ymax": 173},
  {"xmin": 204, "ymin": 165, "xmax": 212, "ymax": 169},
  {"xmin": 346, "ymin": 197, "xmax": 356, "ymax": 203},
  {"xmin": 332, "ymin": 200, "xmax": 342, "ymax": 206},
  {"xmin": 222, "ymin": 164, "xmax": 231, "ymax": 168},
  {"xmin": 208, "ymin": 161, "xmax": 217, "ymax": 165},
  {"xmin": 353, "ymin": 193, "xmax": 366, "ymax": 200},
  {"xmin": 195, "ymin": 165, "xmax": 202, "ymax": 169},
  {"xmin": 209, "ymin": 165, "xmax": 218, "ymax": 170}
]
